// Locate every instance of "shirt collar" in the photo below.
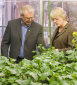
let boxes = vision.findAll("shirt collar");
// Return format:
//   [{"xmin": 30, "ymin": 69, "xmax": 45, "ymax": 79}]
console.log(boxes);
[{"xmin": 21, "ymin": 19, "xmax": 31, "ymax": 28}]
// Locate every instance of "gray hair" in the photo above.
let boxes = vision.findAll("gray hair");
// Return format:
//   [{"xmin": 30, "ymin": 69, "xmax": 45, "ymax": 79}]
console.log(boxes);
[
  {"xmin": 20, "ymin": 5, "xmax": 34, "ymax": 16},
  {"xmin": 50, "ymin": 7, "xmax": 67, "ymax": 20}
]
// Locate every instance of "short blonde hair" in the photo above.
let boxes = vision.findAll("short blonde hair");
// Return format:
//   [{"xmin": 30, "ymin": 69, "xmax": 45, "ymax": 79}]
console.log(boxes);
[
  {"xmin": 20, "ymin": 5, "xmax": 34, "ymax": 16},
  {"xmin": 50, "ymin": 7, "xmax": 67, "ymax": 20}
]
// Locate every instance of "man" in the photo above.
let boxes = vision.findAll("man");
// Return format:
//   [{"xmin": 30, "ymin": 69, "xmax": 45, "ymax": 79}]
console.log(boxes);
[{"xmin": 1, "ymin": 5, "xmax": 42, "ymax": 63}]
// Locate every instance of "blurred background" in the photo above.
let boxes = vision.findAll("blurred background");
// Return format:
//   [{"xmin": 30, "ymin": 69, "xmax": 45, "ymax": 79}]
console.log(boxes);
[{"xmin": 0, "ymin": 0, "xmax": 77, "ymax": 52}]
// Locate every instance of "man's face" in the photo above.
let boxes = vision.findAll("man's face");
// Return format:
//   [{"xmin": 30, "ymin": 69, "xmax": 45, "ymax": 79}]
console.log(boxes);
[{"xmin": 21, "ymin": 11, "xmax": 34, "ymax": 26}]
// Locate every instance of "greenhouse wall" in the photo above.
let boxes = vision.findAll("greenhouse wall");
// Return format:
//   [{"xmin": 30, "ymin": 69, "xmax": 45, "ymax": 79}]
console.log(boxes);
[{"xmin": 0, "ymin": 0, "xmax": 77, "ymax": 52}]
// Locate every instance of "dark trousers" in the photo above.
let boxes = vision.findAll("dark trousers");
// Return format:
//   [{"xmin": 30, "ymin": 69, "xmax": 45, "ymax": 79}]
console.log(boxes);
[{"xmin": 15, "ymin": 56, "xmax": 24, "ymax": 63}]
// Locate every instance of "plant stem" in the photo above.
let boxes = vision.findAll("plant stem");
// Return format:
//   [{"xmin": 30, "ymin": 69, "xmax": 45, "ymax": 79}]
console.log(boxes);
[
  {"xmin": 42, "ymin": 1, "xmax": 44, "ymax": 45},
  {"xmin": 48, "ymin": 0, "xmax": 52, "ymax": 48}
]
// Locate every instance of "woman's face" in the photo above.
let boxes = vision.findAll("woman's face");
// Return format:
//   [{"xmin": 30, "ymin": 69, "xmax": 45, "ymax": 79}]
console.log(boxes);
[{"xmin": 52, "ymin": 17, "xmax": 65, "ymax": 27}]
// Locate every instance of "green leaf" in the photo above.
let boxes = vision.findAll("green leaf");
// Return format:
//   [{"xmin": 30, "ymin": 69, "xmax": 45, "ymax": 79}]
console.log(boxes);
[
  {"xmin": 26, "ymin": 71, "xmax": 38, "ymax": 81},
  {"xmin": 0, "ymin": 82, "xmax": 2, "ymax": 85},
  {"xmin": 8, "ymin": 76, "xmax": 18, "ymax": 83},
  {"xmin": 41, "ymin": 72, "xmax": 51, "ymax": 80},
  {"xmin": 0, "ymin": 72, "xmax": 5, "ymax": 77},
  {"xmin": 15, "ymin": 79, "xmax": 31, "ymax": 85},
  {"xmin": 30, "ymin": 82, "xmax": 42, "ymax": 85}
]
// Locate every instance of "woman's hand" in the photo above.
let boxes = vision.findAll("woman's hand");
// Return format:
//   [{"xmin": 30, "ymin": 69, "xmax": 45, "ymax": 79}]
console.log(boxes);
[{"xmin": 56, "ymin": 49, "xmax": 59, "ymax": 52}]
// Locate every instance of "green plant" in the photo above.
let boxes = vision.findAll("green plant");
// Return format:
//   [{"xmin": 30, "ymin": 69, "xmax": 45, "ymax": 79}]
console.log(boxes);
[
  {"xmin": 48, "ymin": 0, "xmax": 52, "ymax": 48},
  {"xmin": 0, "ymin": 45, "xmax": 77, "ymax": 85},
  {"xmin": 72, "ymin": 32, "xmax": 77, "ymax": 49}
]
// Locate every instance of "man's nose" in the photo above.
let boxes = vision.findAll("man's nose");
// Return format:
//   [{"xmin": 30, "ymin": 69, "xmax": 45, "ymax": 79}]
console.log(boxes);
[
  {"xmin": 28, "ymin": 18, "xmax": 32, "ymax": 21},
  {"xmin": 29, "ymin": 19, "xmax": 32, "ymax": 21},
  {"xmin": 54, "ymin": 19, "xmax": 56, "ymax": 23}
]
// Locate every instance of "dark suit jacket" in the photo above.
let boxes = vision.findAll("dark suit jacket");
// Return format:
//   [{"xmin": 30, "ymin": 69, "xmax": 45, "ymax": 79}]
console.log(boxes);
[
  {"xmin": 1, "ymin": 18, "xmax": 42, "ymax": 60},
  {"xmin": 52, "ymin": 22, "xmax": 77, "ymax": 51}
]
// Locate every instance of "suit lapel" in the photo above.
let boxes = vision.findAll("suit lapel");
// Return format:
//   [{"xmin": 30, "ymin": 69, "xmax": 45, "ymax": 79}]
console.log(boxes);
[
  {"xmin": 25, "ymin": 26, "xmax": 32, "ymax": 41},
  {"xmin": 57, "ymin": 28, "xmax": 67, "ymax": 37},
  {"xmin": 16, "ymin": 19, "xmax": 22, "ymax": 41},
  {"xmin": 55, "ymin": 22, "xmax": 69, "ymax": 38},
  {"xmin": 25, "ymin": 21, "xmax": 34, "ymax": 42},
  {"xmin": 52, "ymin": 28, "xmax": 58, "ymax": 42}
]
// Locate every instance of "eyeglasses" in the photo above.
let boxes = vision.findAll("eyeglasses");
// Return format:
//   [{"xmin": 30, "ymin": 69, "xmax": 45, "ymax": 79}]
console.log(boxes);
[{"xmin": 23, "ymin": 16, "xmax": 33, "ymax": 20}]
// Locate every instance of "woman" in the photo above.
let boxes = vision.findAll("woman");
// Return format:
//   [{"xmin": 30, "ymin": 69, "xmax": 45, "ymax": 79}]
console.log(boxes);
[{"xmin": 50, "ymin": 7, "xmax": 76, "ymax": 52}]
